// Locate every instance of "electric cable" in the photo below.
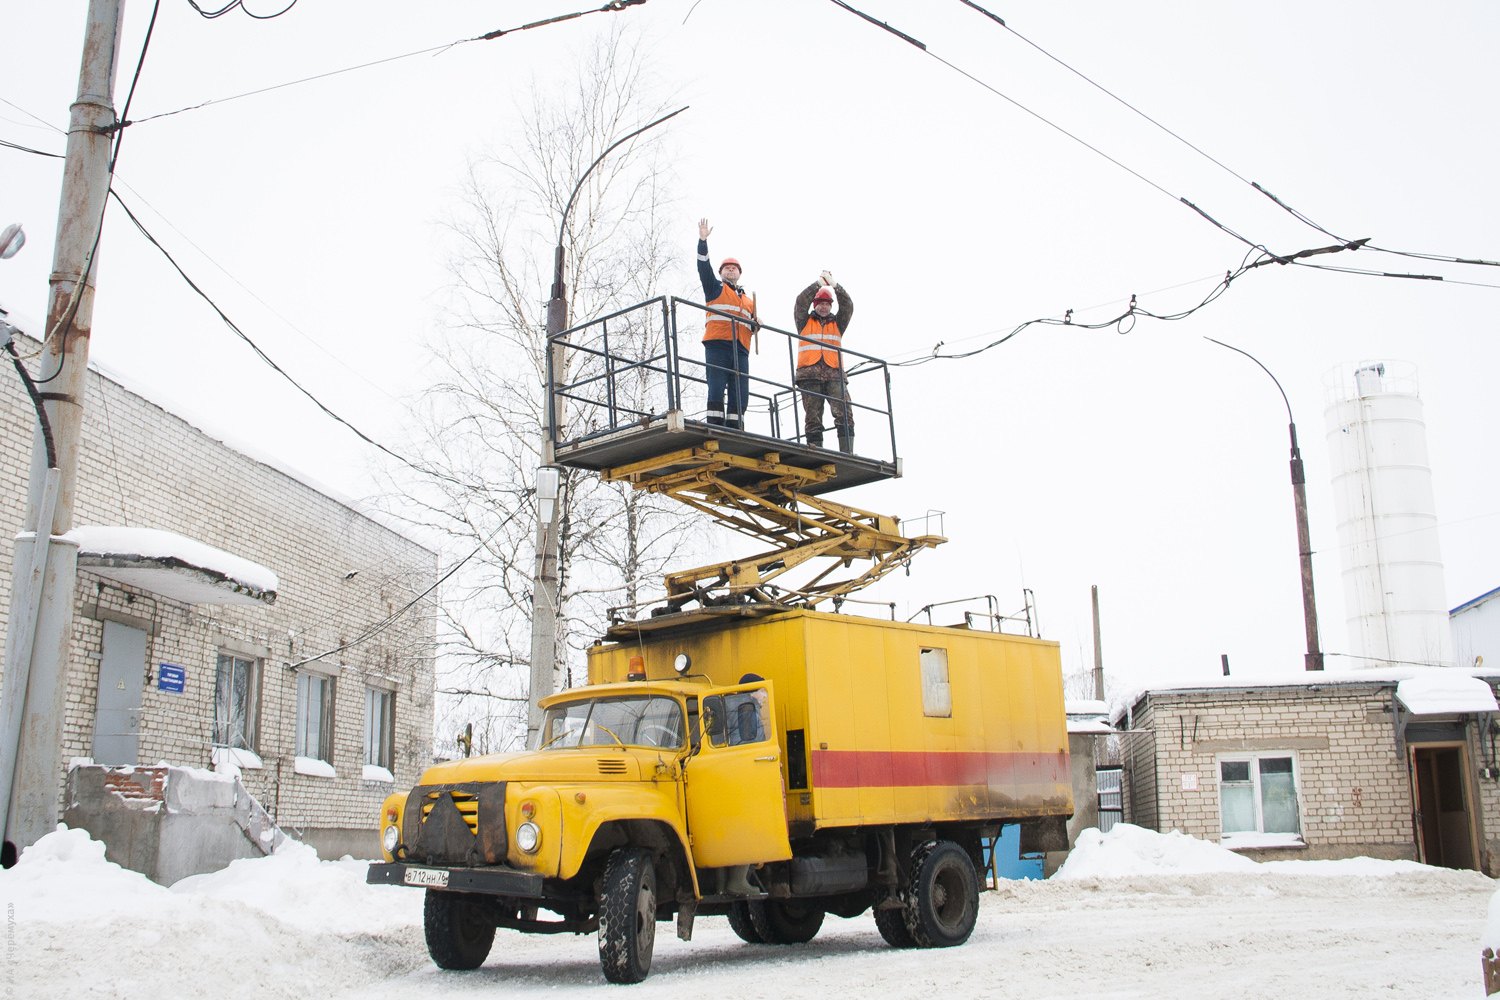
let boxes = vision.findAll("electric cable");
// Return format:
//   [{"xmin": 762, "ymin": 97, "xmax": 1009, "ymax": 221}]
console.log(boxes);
[
  {"xmin": 187, "ymin": 0, "xmax": 298, "ymax": 19},
  {"xmin": 290, "ymin": 499, "xmax": 527, "ymax": 668},
  {"xmin": 952, "ymin": 0, "xmax": 1500, "ymax": 271},
  {"xmin": 106, "ymin": 186, "xmax": 484, "ymax": 491},
  {"xmin": 0, "ymin": 138, "xmax": 62, "ymax": 159},
  {"xmin": 126, "ymin": 0, "xmax": 649, "ymax": 128},
  {"xmin": 33, "ymin": 0, "xmax": 162, "ymax": 385}
]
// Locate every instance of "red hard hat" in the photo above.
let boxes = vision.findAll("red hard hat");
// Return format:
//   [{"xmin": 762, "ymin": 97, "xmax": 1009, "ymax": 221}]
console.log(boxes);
[
  {"xmin": 812, "ymin": 287, "xmax": 835, "ymax": 303},
  {"xmin": 719, "ymin": 257, "xmax": 742, "ymax": 273}
]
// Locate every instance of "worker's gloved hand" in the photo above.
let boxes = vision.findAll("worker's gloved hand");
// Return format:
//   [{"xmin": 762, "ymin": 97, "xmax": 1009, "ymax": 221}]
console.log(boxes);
[{"xmin": 819, "ymin": 270, "xmax": 834, "ymax": 286}]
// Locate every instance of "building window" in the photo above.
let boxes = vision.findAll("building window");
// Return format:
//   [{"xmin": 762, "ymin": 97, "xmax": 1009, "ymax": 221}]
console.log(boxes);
[
  {"xmin": 365, "ymin": 687, "xmax": 395, "ymax": 771},
  {"xmin": 213, "ymin": 653, "xmax": 259, "ymax": 750},
  {"xmin": 1219, "ymin": 753, "xmax": 1302, "ymax": 845},
  {"xmin": 295, "ymin": 671, "xmax": 335, "ymax": 762},
  {"xmin": 919, "ymin": 647, "xmax": 951, "ymax": 718}
]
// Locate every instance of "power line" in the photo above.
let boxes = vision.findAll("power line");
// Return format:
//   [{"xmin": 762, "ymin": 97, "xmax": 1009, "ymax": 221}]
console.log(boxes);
[
  {"xmin": 952, "ymin": 0, "xmax": 1500, "ymax": 272},
  {"xmin": 290, "ymin": 502, "xmax": 528, "ymax": 669},
  {"xmin": 106, "ymin": 187, "xmax": 482, "ymax": 490},
  {"xmin": 187, "ymin": 0, "xmax": 298, "ymax": 19},
  {"xmin": 126, "ymin": 0, "xmax": 649, "ymax": 128}
]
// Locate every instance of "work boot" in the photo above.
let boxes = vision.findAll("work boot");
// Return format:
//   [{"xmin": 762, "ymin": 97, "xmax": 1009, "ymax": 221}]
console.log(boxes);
[
  {"xmin": 807, "ymin": 434, "xmax": 823, "ymax": 449},
  {"xmin": 837, "ymin": 428, "xmax": 854, "ymax": 454},
  {"xmin": 726, "ymin": 414, "xmax": 743, "ymax": 430},
  {"xmin": 723, "ymin": 865, "xmax": 758, "ymax": 895}
]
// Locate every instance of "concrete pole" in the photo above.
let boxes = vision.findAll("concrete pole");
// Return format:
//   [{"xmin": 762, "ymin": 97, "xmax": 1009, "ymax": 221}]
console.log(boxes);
[
  {"xmin": 1, "ymin": 0, "xmax": 126, "ymax": 860},
  {"xmin": 1288, "ymin": 422, "xmax": 1324, "ymax": 671},
  {"xmin": 525, "ymin": 260, "xmax": 566, "ymax": 746},
  {"xmin": 1090, "ymin": 585, "xmax": 1105, "ymax": 701}
]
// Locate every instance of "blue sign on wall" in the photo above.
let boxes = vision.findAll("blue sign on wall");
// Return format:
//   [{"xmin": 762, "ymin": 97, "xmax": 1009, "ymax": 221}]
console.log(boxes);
[{"xmin": 157, "ymin": 664, "xmax": 186, "ymax": 694}]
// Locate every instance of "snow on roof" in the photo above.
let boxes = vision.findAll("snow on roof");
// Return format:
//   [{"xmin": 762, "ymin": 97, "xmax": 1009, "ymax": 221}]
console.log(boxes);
[
  {"xmin": 1112, "ymin": 666, "xmax": 1500, "ymax": 725},
  {"xmin": 0, "ymin": 318, "xmax": 434, "ymax": 554},
  {"xmin": 1395, "ymin": 672, "xmax": 1499, "ymax": 715},
  {"xmin": 67, "ymin": 525, "xmax": 278, "ymax": 606},
  {"xmin": 1066, "ymin": 698, "xmax": 1108, "ymax": 716}
]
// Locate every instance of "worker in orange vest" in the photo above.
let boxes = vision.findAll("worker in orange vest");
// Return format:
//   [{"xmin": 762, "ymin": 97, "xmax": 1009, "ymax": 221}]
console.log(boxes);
[
  {"xmin": 793, "ymin": 271, "xmax": 854, "ymax": 452},
  {"xmin": 697, "ymin": 217, "xmax": 757, "ymax": 429}
]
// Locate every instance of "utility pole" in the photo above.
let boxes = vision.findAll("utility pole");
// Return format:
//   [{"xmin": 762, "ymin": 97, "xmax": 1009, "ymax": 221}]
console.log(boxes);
[
  {"xmin": 0, "ymin": 0, "xmax": 126, "ymax": 863},
  {"xmin": 524, "ymin": 107, "xmax": 687, "ymax": 747},
  {"xmin": 1090, "ymin": 584, "xmax": 1105, "ymax": 701}
]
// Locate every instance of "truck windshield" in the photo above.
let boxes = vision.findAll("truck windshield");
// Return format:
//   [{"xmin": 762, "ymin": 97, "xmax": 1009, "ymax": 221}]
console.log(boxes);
[{"xmin": 539, "ymin": 695, "xmax": 685, "ymax": 751}]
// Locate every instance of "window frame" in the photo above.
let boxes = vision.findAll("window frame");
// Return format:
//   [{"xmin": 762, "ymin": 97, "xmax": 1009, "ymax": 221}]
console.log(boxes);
[
  {"xmin": 364, "ymin": 685, "xmax": 396, "ymax": 771},
  {"xmin": 294, "ymin": 669, "xmax": 336, "ymax": 764},
  {"xmin": 1216, "ymin": 750, "xmax": 1305, "ymax": 848},
  {"xmin": 212, "ymin": 652, "xmax": 261, "ymax": 751}
]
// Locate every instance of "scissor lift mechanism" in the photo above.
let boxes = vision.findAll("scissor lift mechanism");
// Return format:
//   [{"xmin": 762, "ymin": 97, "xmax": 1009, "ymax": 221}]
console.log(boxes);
[{"xmin": 546, "ymin": 296, "xmax": 944, "ymax": 626}]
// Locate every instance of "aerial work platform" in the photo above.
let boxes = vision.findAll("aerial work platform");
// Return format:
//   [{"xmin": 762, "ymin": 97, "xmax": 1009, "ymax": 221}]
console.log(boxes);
[{"xmin": 545, "ymin": 296, "xmax": 942, "ymax": 624}]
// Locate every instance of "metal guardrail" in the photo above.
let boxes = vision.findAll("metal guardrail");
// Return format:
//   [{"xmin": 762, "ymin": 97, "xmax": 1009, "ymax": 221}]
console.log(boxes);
[{"xmin": 545, "ymin": 296, "xmax": 900, "ymax": 465}]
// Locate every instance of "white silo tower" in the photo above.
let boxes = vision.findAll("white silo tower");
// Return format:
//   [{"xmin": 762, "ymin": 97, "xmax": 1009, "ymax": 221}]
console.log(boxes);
[{"xmin": 1323, "ymin": 361, "xmax": 1452, "ymax": 668}]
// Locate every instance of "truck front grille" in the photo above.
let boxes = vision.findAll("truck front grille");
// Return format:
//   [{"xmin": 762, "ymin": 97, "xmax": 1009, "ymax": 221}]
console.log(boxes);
[{"xmin": 402, "ymin": 781, "xmax": 506, "ymax": 866}]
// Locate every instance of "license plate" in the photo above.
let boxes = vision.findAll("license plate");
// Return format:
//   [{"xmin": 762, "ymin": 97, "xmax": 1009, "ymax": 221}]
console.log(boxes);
[{"xmin": 403, "ymin": 866, "xmax": 449, "ymax": 888}]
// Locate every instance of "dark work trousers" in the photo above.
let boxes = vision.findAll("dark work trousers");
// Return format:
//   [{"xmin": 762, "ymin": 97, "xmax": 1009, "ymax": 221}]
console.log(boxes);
[
  {"xmin": 796, "ymin": 364, "xmax": 852, "ymax": 448},
  {"xmin": 704, "ymin": 339, "xmax": 750, "ymax": 428}
]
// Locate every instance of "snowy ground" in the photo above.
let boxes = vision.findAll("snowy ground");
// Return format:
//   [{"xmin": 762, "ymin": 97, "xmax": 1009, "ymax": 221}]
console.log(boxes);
[{"xmin": 2, "ymin": 824, "xmax": 1492, "ymax": 1000}]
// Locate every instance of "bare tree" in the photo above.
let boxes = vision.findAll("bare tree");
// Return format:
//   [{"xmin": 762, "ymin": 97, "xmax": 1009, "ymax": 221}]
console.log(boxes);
[{"xmin": 400, "ymin": 28, "xmax": 702, "ymax": 755}]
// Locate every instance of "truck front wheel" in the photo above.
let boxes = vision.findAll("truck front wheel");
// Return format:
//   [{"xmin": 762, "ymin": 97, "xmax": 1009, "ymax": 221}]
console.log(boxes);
[
  {"xmin": 598, "ymin": 847, "xmax": 657, "ymax": 983},
  {"xmin": 902, "ymin": 840, "xmax": 979, "ymax": 948},
  {"xmin": 424, "ymin": 889, "xmax": 496, "ymax": 970},
  {"xmin": 748, "ymin": 900, "xmax": 825, "ymax": 944}
]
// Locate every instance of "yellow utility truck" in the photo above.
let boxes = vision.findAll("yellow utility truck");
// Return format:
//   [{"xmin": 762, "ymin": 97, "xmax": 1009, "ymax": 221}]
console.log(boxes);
[{"xmin": 368, "ymin": 608, "xmax": 1073, "ymax": 983}]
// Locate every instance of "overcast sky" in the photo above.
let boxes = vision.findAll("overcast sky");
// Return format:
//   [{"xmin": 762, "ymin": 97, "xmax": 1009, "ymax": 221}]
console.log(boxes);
[{"xmin": 4, "ymin": 0, "xmax": 1498, "ymax": 694}]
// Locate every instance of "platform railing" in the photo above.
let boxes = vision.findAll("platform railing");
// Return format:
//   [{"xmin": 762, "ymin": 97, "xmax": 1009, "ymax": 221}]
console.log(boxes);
[{"xmin": 546, "ymin": 296, "xmax": 899, "ymax": 466}]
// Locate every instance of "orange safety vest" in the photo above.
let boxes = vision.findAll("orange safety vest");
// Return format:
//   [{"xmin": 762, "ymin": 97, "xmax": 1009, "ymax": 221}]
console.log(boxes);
[
  {"xmin": 704, "ymin": 283, "xmax": 756, "ymax": 349},
  {"xmin": 798, "ymin": 315, "xmax": 843, "ymax": 370}
]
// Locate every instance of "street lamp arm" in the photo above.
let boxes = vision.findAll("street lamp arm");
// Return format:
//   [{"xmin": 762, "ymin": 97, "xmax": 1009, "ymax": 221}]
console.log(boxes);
[
  {"xmin": 1203, "ymin": 336, "xmax": 1294, "ymax": 428},
  {"xmin": 555, "ymin": 105, "xmax": 689, "ymax": 252}
]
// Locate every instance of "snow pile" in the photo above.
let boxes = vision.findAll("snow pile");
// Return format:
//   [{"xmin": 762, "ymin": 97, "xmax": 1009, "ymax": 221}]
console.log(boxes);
[
  {"xmin": 1486, "ymin": 888, "xmax": 1500, "ymax": 952},
  {"xmin": 1057, "ymin": 823, "xmax": 1260, "ymax": 878},
  {"xmin": 1057, "ymin": 824, "xmax": 1438, "ymax": 880},
  {"xmin": 174, "ymin": 839, "xmax": 421, "ymax": 935},
  {"xmin": 0, "ymin": 826, "xmax": 176, "ymax": 922}
]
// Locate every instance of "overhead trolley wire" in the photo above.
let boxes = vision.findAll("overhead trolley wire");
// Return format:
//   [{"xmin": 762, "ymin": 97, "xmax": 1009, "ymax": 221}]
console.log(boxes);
[
  {"xmin": 124, "ymin": 0, "xmax": 650, "ymax": 128},
  {"xmin": 951, "ymin": 0, "xmax": 1500, "ymax": 271}
]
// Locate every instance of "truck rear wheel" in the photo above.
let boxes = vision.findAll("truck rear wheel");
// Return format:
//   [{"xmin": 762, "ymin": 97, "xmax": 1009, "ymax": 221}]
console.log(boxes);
[
  {"xmin": 727, "ymin": 901, "xmax": 765, "ymax": 943},
  {"xmin": 598, "ymin": 847, "xmax": 657, "ymax": 984},
  {"xmin": 748, "ymin": 899, "xmax": 825, "ymax": 944},
  {"xmin": 902, "ymin": 840, "xmax": 979, "ymax": 948},
  {"xmin": 874, "ymin": 904, "xmax": 917, "ymax": 948},
  {"xmin": 423, "ymin": 889, "xmax": 496, "ymax": 970}
]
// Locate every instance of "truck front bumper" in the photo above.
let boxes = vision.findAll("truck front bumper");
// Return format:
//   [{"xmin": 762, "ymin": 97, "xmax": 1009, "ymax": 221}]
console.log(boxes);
[{"xmin": 366, "ymin": 862, "xmax": 544, "ymax": 898}]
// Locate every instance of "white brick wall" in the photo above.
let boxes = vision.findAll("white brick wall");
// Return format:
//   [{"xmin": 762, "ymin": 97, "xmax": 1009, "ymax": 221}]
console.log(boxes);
[
  {"xmin": 1125, "ymin": 682, "xmax": 1500, "ymax": 873},
  {"xmin": 1, "ymin": 335, "xmax": 437, "ymax": 846}
]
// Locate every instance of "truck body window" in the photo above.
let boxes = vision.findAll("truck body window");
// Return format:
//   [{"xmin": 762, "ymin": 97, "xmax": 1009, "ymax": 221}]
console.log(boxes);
[{"xmin": 919, "ymin": 647, "xmax": 952, "ymax": 718}]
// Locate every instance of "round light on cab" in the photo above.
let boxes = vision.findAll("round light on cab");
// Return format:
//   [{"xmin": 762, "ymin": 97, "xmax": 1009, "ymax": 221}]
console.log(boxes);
[{"xmin": 673, "ymin": 653, "xmax": 691, "ymax": 675}]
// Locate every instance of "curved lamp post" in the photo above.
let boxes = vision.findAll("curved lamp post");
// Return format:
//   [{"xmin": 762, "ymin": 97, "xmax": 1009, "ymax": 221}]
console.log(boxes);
[
  {"xmin": 527, "ymin": 106, "xmax": 688, "ymax": 743},
  {"xmin": 1205, "ymin": 336, "xmax": 1324, "ymax": 672}
]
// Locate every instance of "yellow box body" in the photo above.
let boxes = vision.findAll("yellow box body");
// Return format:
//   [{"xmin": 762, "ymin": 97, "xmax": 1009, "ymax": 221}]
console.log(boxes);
[{"xmin": 588, "ymin": 609, "xmax": 1073, "ymax": 835}]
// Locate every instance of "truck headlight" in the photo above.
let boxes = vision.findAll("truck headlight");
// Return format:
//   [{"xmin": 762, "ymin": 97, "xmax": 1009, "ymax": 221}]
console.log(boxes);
[
  {"xmin": 382, "ymin": 824, "xmax": 400, "ymax": 854},
  {"xmin": 516, "ymin": 821, "xmax": 541, "ymax": 854}
]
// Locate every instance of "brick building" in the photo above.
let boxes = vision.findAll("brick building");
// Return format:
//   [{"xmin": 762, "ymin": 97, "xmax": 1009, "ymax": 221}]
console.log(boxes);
[
  {"xmin": 1, "ymin": 331, "xmax": 437, "ymax": 857},
  {"xmin": 1116, "ymin": 670, "xmax": 1500, "ymax": 875}
]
